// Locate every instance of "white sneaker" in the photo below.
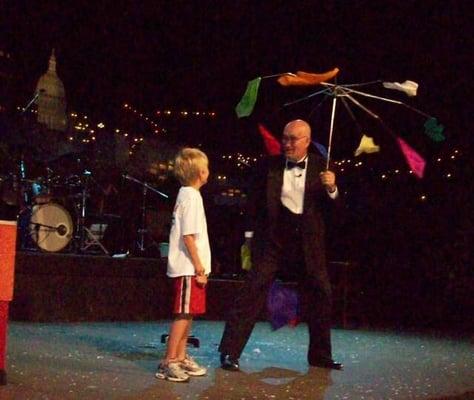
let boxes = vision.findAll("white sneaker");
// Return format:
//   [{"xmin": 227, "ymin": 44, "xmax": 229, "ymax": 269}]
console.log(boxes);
[
  {"xmin": 155, "ymin": 362, "xmax": 190, "ymax": 382},
  {"xmin": 179, "ymin": 355, "xmax": 207, "ymax": 377}
]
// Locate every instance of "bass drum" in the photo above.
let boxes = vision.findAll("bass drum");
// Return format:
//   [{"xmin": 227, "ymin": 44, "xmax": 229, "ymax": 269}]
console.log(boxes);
[{"xmin": 29, "ymin": 202, "xmax": 74, "ymax": 252}]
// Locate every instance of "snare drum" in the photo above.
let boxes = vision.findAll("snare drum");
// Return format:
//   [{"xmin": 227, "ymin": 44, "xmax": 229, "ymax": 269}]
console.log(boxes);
[{"xmin": 29, "ymin": 202, "xmax": 74, "ymax": 252}]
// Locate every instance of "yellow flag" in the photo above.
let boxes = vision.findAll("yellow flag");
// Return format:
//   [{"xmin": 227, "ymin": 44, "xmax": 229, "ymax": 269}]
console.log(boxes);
[{"xmin": 354, "ymin": 134, "xmax": 380, "ymax": 157}]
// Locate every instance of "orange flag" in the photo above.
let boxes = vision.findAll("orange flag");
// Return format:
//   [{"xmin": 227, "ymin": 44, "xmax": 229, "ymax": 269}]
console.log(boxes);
[{"xmin": 277, "ymin": 68, "xmax": 340, "ymax": 86}]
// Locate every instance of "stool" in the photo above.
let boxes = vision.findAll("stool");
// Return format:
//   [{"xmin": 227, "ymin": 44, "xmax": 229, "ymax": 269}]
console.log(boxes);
[
  {"xmin": 160, "ymin": 334, "xmax": 200, "ymax": 348},
  {"xmin": 82, "ymin": 224, "xmax": 109, "ymax": 255}
]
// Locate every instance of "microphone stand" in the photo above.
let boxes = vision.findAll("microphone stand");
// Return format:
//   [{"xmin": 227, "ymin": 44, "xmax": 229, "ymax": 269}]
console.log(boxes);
[
  {"xmin": 122, "ymin": 174, "xmax": 168, "ymax": 255},
  {"xmin": 29, "ymin": 221, "xmax": 64, "ymax": 233},
  {"xmin": 73, "ymin": 170, "xmax": 92, "ymax": 253},
  {"xmin": 28, "ymin": 221, "xmax": 68, "ymax": 250},
  {"xmin": 22, "ymin": 91, "xmax": 41, "ymax": 115},
  {"xmin": 17, "ymin": 92, "xmax": 42, "ymax": 208},
  {"xmin": 16, "ymin": 91, "xmax": 44, "ymax": 250}
]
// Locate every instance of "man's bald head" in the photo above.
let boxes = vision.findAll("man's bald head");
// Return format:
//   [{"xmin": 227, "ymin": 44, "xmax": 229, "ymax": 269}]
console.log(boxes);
[
  {"xmin": 282, "ymin": 119, "xmax": 312, "ymax": 161},
  {"xmin": 283, "ymin": 119, "xmax": 312, "ymax": 139}
]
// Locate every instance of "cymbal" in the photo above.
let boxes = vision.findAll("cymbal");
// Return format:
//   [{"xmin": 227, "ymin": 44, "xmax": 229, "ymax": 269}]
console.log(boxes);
[{"xmin": 25, "ymin": 136, "xmax": 85, "ymax": 162}]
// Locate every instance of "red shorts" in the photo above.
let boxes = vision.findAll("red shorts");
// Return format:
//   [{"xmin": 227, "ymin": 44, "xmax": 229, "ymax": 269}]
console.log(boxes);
[{"xmin": 171, "ymin": 276, "xmax": 206, "ymax": 316}]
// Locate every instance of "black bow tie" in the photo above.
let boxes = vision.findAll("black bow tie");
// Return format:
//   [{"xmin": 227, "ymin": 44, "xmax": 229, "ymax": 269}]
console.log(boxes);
[{"xmin": 286, "ymin": 160, "xmax": 306, "ymax": 170}]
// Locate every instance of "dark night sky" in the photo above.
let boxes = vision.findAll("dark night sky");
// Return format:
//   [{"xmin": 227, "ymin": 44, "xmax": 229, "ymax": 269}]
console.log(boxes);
[{"xmin": 1, "ymin": 1, "xmax": 472, "ymax": 155}]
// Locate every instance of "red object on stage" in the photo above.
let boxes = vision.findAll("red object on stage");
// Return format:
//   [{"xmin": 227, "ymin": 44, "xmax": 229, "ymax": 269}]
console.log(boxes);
[
  {"xmin": 0, "ymin": 220, "xmax": 17, "ymax": 385},
  {"xmin": 0, "ymin": 302, "xmax": 8, "ymax": 371}
]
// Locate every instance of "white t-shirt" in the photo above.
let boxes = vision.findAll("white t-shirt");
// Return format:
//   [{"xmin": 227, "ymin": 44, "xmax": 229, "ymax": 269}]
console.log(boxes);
[{"xmin": 167, "ymin": 186, "xmax": 211, "ymax": 277}]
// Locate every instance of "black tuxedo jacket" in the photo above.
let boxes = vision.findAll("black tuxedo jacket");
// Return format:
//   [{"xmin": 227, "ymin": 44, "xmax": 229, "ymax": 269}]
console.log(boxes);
[{"xmin": 246, "ymin": 153, "xmax": 342, "ymax": 284}]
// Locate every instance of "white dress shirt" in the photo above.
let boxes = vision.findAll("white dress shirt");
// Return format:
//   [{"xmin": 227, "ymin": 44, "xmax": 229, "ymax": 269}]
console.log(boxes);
[
  {"xmin": 245, "ymin": 155, "xmax": 338, "ymax": 236},
  {"xmin": 281, "ymin": 156, "xmax": 338, "ymax": 214},
  {"xmin": 281, "ymin": 157, "xmax": 308, "ymax": 214}
]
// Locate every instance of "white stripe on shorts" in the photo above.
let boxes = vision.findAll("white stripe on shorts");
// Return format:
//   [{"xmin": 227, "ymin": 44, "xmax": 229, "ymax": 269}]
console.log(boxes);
[{"xmin": 180, "ymin": 276, "xmax": 192, "ymax": 314}]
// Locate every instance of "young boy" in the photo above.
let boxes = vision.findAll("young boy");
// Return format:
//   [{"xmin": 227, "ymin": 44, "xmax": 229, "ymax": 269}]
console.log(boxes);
[{"xmin": 156, "ymin": 148, "xmax": 211, "ymax": 383}]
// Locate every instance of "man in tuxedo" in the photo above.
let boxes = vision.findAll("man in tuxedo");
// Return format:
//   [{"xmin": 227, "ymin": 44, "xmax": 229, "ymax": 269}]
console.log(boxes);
[{"xmin": 218, "ymin": 119, "xmax": 343, "ymax": 371}]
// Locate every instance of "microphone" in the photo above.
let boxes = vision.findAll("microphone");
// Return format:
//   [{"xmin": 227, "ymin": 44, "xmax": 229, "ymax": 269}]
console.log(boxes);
[
  {"xmin": 122, "ymin": 173, "xmax": 141, "ymax": 185},
  {"xmin": 122, "ymin": 173, "xmax": 137, "ymax": 183},
  {"xmin": 57, "ymin": 224, "xmax": 67, "ymax": 236}
]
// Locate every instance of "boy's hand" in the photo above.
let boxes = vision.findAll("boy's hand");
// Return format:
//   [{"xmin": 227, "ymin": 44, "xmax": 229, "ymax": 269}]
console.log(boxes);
[
  {"xmin": 196, "ymin": 274, "xmax": 208, "ymax": 287},
  {"xmin": 195, "ymin": 266, "xmax": 205, "ymax": 276}
]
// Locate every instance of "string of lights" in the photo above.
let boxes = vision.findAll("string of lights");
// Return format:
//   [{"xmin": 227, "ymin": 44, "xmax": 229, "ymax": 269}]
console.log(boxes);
[
  {"xmin": 16, "ymin": 105, "xmax": 464, "ymax": 194},
  {"xmin": 122, "ymin": 103, "xmax": 165, "ymax": 134}
]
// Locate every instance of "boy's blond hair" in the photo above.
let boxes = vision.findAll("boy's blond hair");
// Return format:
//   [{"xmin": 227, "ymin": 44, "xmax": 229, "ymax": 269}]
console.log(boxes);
[{"xmin": 174, "ymin": 148, "xmax": 208, "ymax": 186}]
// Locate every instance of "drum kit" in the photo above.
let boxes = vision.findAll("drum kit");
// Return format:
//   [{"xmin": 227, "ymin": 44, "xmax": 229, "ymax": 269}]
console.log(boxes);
[
  {"xmin": 0, "ymin": 90, "xmax": 168, "ymax": 256},
  {"xmin": 7, "ymin": 158, "xmax": 97, "ymax": 253},
  {"xmin": 1, "ymin": 155, "xmax": 170, "ymax": 256},
  {"xmin": 0, "ymin": 145, "xmax": 91, "ymax": 252}
]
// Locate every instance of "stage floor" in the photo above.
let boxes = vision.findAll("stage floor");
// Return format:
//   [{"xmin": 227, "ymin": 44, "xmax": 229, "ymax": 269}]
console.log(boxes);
[{"xmin": 2, "ymin": 321, "xmax": 473, "ymax": 399}]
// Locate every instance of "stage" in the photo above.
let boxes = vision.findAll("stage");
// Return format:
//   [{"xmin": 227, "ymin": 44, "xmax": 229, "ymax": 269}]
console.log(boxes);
[
  {"xmin": 2, "ymin": 251, "xmax": 473, "ymax": 399},
  {"xmin": 0, "ymin": 321, "xmax": 473, "ymax": 399},
  {"xmin": 9, "ymin": 251, "xmax": 357, "ymax": 325}
]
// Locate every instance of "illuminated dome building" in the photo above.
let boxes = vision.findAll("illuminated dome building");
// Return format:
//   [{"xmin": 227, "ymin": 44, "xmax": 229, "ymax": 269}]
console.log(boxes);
[{"xmin": 35, "ymin": 49, "xmax": 68, "ymax": 132}]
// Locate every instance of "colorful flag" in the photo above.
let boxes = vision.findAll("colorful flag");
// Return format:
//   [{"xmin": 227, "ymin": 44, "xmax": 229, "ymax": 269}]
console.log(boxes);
[
  {"xmin": 382, "ymin": 80, "xmax": 419, "ymax": 97},
  {"xmin": 277, "ymin": 68, "xmax": 340, "ymax": 86},
  {"xmin": 312, "ymin": 141, "xmax": 328, "ymax": 159},
  {"xmin": 235, "ymin": 77, "xmax": 262, "ymax": 118},
  {"xmin": 267, "ymin": 282, "xmax": 299, "ymax": 330},
  {"xmin": 424, "ymin": 117, "xmax": 445, "ymax": 142},
  {"xmin": 258, "ymin": 124, "xmax": 281, "ymax": 155},
  {"xmin": 240, "ymin": 242, "xmax": 252, "ymax": 271},
  {"xmin": 396, "ymin": 137, "xmax": 426, "ymax": 178},
  {"xmin": 354, "ymin": 134, "xmax": 380, "ymax": 156}
]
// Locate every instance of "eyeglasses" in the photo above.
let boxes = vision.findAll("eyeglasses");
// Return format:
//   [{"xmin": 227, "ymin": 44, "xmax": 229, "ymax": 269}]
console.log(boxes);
[{"xmin": 281, "ymin": 135, "xmax": 306, "ymax": 144}]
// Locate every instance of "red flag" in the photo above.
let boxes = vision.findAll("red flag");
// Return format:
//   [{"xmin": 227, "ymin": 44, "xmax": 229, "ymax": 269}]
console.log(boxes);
[
  {"xmin": 258, "ymin": 124, "xmax": 281, "ymax": 155},
  {"xmin": 396, "ymin": 137, "xmax": 426, "ymax": 178}
]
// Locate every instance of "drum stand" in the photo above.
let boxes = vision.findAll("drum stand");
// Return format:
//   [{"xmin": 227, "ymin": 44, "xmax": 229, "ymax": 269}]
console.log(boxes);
[{"xmin": 122, "ymin": 174, "xmax": 168, "ymax": 255}]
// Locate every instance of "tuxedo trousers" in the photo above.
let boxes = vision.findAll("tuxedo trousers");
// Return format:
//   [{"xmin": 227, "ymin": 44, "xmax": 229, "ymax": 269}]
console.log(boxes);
[{"xmin": 219, "ymin": 207, "xmax": 334, "ymax": 364}]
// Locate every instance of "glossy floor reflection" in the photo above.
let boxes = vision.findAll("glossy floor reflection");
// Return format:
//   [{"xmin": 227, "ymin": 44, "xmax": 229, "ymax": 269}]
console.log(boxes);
[{"xmin": 1, "ymin": 321, "xmax": 473, "ymax": 399}]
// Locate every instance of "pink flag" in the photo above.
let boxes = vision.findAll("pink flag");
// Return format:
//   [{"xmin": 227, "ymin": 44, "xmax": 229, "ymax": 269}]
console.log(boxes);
[
  {"xmin": 258, "ymin": 124, "xmax": 281, "ymax": 155},
  {"xmin": 396, "ymin": 137, "xmax": 426, "ymax": 178}
]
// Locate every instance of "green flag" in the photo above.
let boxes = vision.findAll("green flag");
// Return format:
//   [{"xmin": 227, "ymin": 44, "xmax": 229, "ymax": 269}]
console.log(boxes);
[
  {"xmin": 424, "ymin": 117, "xmax": 445, "ymax": 142},
  {"xmin": 235, "ymin": 77, "xmax": 261, "ymax": 118}
]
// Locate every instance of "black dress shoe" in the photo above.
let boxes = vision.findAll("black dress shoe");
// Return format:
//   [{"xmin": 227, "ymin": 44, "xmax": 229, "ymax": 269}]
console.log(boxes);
[
  {"xmin": 220, "ymin": 353, "xmax": 240, "ymax": 371},
  {"xmin": 310, "ymin": 360, "xmax": 344, "ymax": 370}
]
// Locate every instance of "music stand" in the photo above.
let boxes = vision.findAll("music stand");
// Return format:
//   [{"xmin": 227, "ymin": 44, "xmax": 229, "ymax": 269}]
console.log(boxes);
[{"xmin": 122, "ymin": 174, "xmax": 168, "ymax": 255}]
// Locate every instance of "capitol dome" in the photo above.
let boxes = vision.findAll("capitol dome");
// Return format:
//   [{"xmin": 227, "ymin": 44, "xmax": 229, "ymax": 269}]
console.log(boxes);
[{"xmin": 35, "ymin": 49, "xmax": 68, "ymax": 132}]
